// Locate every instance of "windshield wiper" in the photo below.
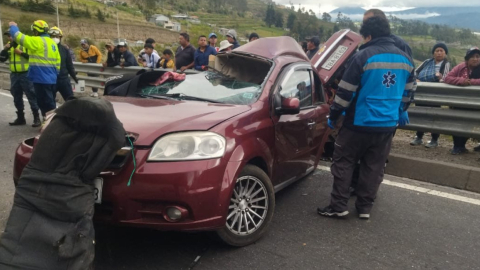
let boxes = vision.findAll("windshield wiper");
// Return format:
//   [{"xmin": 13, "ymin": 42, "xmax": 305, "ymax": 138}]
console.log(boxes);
[
  {"xmin": 165, "ymin": 93, "xmax": 221, "ymax": 103},
  {"xmin": 136, "ymin": 93, "xmax": 179, "ymax": 101}
]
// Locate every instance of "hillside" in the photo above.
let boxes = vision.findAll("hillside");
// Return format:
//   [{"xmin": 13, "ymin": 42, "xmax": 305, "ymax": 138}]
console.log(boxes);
[{"xmin": 329, "ymin": 6, "xmax": 480, "ymax": 31}]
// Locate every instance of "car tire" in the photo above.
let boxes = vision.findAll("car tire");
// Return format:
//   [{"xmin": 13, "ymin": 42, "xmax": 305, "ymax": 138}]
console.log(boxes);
[{"xmin": 217, "ymin": 164, "xmax": 275, "ymax": 247}]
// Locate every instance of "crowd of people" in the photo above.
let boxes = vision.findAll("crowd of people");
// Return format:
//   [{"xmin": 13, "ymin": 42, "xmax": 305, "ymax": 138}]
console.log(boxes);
[
  {"xmin": 1, "ymin": 17, "xmax": 478, "ymax": 155},
  {"xmin": 1, "ymin": 20, "xmax": 77, "ymax": 126}
]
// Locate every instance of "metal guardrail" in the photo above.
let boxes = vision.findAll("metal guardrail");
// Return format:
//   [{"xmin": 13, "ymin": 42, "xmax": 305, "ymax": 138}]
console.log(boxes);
[
  {"xmin": 0, "ymin": 62, "xmax": 199, "ymax": 89},
  {"xmin": 401, "ymin": 82, "xmax": 480, "ymax": 139},
  {"xmin": 0, "ymin": 63, "xmax": 479, "ymax": 139}
]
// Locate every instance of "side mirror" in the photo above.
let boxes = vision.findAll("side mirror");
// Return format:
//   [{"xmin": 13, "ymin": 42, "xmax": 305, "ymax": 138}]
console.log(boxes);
[{"xmin": 276, "ymin": 97, "xmax": 300, "ymax": 115}]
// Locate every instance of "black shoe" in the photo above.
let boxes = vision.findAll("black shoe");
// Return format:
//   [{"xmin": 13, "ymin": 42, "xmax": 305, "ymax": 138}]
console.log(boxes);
[
  {"xmin": 451, "ymin": 147, "xmax": 468, "ymax": 155},
  {"xmin": 356, "ymin": 207, "xmax": 370, "ymax": 220},
  {"xmin": 9, "ymin": 111, "xmax": 26, "ymax": 126},
  {"xmin": 425, "ymin": 140, "xmax": 438, "ymax": 148},
  {"xmin": 410, "ymin": 136, "xmax": 423, "ymax": 146},
  {"xmin": 32, "ymin": 112, "xmax": 41, "ymax": 127},
  {"xmin": 317, "ymin": 205, "xmax": 349, "ymax": 217}
]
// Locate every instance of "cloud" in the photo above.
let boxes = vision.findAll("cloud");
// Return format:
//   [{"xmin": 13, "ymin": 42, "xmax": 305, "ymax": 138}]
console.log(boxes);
[{"xmin": 276, "ymin": 0, "xmax": 480, "ymax": 12}]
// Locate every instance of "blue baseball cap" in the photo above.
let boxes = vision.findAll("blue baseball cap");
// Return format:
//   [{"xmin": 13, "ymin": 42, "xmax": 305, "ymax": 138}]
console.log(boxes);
[{"xmin": 208, "ymin": 33, "xmax": 217, "ymax": 38}]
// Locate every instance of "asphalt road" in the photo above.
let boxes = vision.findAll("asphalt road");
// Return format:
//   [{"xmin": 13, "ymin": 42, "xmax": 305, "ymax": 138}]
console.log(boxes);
[{"xmin": 1, "ymin": 90, "xmax": 480, "ymax": 270}]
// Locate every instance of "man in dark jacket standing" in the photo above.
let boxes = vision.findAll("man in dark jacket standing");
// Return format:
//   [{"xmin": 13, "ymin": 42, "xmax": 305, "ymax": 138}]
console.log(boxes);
[
  {"xmin": 317, "ymin": 16, "xmax": 415, "ymax": 220},
  {"xmin": 194, "ymin": 35, "xmax": 217, "ymax": 71},
  {"xmin": 48, "ymin": 26, "xmax": 78, "ymax": 101},
  {"xmin": 175, "ymin": 33, "xmax": 196, "ymax": 72},
  {"xmin": 117, "ymin": 42, "xmax": 138, "ymax": 68},
  {"xmin": 103, "ymin": 42, "xmax": 120, "ymax": 67}
]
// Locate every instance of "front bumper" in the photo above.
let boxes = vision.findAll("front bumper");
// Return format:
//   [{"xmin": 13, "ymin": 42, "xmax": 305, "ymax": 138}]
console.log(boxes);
[{"xmin": 14, "ymin": 138, "xmax": 242, "ymax": 231}]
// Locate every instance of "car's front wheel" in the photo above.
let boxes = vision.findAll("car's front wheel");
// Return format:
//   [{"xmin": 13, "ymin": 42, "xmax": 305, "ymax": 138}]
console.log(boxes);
[{"xmin": 217, "ymin": 164, "xmax": 275, "ymax": 247}]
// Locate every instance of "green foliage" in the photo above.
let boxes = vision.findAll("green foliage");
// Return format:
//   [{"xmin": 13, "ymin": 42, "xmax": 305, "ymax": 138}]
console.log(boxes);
[
  {"xmin": 390, "ymin": 16, "xmax": 479, "ymax": 45},
  {"xmin": 65, "ymin": 34, "xmax": 81, "ymax": 49},
  {"xmin": 321, "ymin": 12, "xmax": 331, "ymax": 22},
  {"xmin": 96, "ymin": 9, "xmax": 106, "ymax": 22},
  {"xmin": 286, "ymin": 13, "xmax": 296, "ymax": 30},
  {"xmin": 335, "ymin": 12, "xmax": 357, "ymax": 32},
  {"xmin": 2, "ymin": 15, "xmax": 35, "ymax": 36},
  {"xmin": 20, "ymin": 0, "xmax": 55, "ymax": 14},
  {"xmin": 264, "ymin": 4, "xmax": 275, "ymax": 28},
  {"xmin": 275, "ymin": 12, "xmax": 284, "ymax": 28},
  {"xmin": 85, "ymin": 7, "xmax": 91, "ymax": 18}
]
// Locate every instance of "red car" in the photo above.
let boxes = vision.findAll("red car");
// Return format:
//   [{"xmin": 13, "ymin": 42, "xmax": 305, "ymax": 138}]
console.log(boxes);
[{"xmin": 13, "ymin": 31, "xmax": 362, "ymax": 246}]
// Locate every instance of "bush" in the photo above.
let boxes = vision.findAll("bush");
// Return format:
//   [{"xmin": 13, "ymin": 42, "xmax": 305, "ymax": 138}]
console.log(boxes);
[
  {"xmin": 65, "ymin": 34, "xmax": 81, "ymax": 49},
  {"xmin": 21, "ymin": 0, "xmax": 55, "ymax": 14}
]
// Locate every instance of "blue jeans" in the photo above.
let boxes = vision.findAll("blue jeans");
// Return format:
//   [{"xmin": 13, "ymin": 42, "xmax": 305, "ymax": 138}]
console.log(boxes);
[
  {"xmin": 10, "ymin": 73, "xmax": 39, "ymax": 113},
  {"xmin": 33, "ymin": 83, "xmax": 56, "ymax": 116},
  {"xmin": 55, "ymin": 77, "xmax": 74, "ymax": 101}
]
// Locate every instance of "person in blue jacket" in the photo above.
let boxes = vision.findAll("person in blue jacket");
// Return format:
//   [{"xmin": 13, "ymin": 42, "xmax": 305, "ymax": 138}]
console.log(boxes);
[
  {"xmin": 194, "ymin": 35, "xmax": 217, "ymax": 71},
  {"xmin": 317, "ymin": 16, "xmax": 415, "ymax": 220}
]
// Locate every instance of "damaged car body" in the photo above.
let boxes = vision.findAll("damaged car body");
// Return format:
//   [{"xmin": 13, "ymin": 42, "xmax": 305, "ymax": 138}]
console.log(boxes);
[{"xmin": 13, "ymin": 31, "xmax": 362, "ymax": 246}]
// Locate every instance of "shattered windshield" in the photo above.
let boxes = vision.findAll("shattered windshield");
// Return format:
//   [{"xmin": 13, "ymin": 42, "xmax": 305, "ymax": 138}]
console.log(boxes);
[{"xmin": 139, "ymin": 71, "xmax": 263, "ymax": 105}]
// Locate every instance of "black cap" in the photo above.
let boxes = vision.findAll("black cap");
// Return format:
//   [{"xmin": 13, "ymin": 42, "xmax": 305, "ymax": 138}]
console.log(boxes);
[
  {"xmin": 144, "ymin": 43, "xmax": 154, "ymax": 49},
  {"xmin": 249, "ymin": 32, "xmax": 259, "ymax": 41},
  {"xmin": 306, "ymin": 36, "xmax": 320, "ymax": 47},
  {"xmin": 432, "ymin": 43, "xmax": 448, "ymax": 55},
  {"xmin": 145, "ymin": 38, "xmax": 155, "ymax": 44},
  {"xmin": 465, "ymin": 47, "xmax": 480, "ymax": 60}
]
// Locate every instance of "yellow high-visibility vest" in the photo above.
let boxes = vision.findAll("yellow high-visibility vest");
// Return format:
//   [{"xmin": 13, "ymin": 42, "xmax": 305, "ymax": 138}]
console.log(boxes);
[{"xmin": 7, "ymin": 43, "xmax": 29, "ymax": 73}]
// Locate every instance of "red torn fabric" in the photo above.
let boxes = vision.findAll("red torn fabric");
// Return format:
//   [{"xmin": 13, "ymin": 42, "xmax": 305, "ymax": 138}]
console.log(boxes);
[{"xmin": 151, "ymin": 72, "xmax": 186, "ymax": 86}]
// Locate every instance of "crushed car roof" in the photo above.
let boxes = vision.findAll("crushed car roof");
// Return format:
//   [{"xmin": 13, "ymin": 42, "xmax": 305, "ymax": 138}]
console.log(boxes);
[{"xmin": 234, "ymin": 36, "xmax": 309, "ymax": 61}]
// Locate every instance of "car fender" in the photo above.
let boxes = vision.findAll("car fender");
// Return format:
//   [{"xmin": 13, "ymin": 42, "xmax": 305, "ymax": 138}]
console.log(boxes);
[{"xmin": 216, "ymin": 137, "xmax": 274, "ymax": 222}]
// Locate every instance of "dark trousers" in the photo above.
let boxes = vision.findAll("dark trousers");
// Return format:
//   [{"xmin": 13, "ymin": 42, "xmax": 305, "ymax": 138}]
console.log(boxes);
[
  {"xmin": 330, "ymin": 128, "xmax": 394, "ymax": 213},
  {"xmin": 416, "ymin": 131, "xmax": 440, "ymax": 141},
  {"xmin": 55, "ymin": 77, "xmax": 74, "ymax": 101},
  {"xmin": 453, "ymin": 136, "xmax": 469, "ymax": 149},
  {"xmin": 10, "ymin": 73, "xmax": 39, "ymax": 113},
  {"xmin": 88, "ymin": 74, "xmax": 98, "ymax": 93},
  {"xmin": 33, "ymin": 83, "xmax": 56, "ymax": 116}
]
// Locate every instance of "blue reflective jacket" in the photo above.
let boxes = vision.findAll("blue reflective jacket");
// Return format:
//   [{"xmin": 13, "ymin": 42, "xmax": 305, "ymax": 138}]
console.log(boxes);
[{"xmin": 330, "ymin": 37, "xmax": 415, "ymax": 133}]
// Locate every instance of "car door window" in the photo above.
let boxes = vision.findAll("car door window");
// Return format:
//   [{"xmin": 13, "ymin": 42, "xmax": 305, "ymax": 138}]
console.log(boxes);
[
  {"xmin": 311, "ymin": 71, "xmax": 325, "ymax": 104},
  {"xmin": 279, "ymin": 70, "xmax": 313, "ymax": 108}
]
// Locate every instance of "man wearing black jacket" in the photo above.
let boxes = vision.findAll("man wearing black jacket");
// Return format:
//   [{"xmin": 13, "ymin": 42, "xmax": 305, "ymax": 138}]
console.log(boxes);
[
  {"xmin": 48, "ymin": 27, "xmax": 78, "ymax": 101},
  {"xmin": 117, "ymin": 42, "xmax": 138, "ymax": 68},
  {"xmin": 103, "ymin": 42, "xmax": 120, "ymax": 67}
]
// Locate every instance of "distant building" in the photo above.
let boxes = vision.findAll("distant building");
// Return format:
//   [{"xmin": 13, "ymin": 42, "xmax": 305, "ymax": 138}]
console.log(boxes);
[
  {"xmin": 172, "ymin": 14, "xmax": 189, "ymax": 20},
  {"xmin": 149, "ymin": 14, "xmax": 169, "ymax": 26},
  {"xmin": 164, "ymin": 21, "xmax": 181, "ymax": 32},
  {"xmin": 188, "ymin": 18, "xmax": 201, "ymax": 24}
]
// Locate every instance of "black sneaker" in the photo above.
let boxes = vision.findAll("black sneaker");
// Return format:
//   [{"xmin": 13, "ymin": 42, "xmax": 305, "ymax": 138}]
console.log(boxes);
[
  {"xmin": 356, "ymin": 207, "xmax": 370, "ymax": 220},
  {"xmin": 474, "ymin": 145, "xmax": 480, "ymax": 152},
  {"xmin": 317, "ymin": 206, "xmax": 349, "ymax": 217},
  {"xmin": 410, "ymin": 136, "xmax": 423, "ymax": 146}
]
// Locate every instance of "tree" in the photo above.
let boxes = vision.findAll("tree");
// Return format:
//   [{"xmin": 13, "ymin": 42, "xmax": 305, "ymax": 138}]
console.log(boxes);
[
  {"xmin": 264, "ymin": 4, "xmax": 276, "ymax": 28},
  {"xmin": 321, "ymin": 12, "xmax": 331, "ymax": 22},
  {"xmin": 85, "ymin": 7, "xmax": 91, "ymax": 18},
  {"xmin": 96, "ymin": 9, "xmax": 105, "ymax": 22},
  {"xmin": 275, "ymin": 12, "xmax": 284, "ymax": 28},
  {"xmin": 287, "ymin": 13, "xmax": 296, "ymax": 29}
]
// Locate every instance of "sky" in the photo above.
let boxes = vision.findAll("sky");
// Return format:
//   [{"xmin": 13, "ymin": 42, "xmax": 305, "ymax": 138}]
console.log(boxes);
[{"xmin": 276, "ymin": 0, "xmax": 480, "ymax": 14}]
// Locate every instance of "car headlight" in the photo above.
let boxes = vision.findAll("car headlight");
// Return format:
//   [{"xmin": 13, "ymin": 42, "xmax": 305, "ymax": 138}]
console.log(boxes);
[{"xmin": 148, "ymin": 132, "xmax": 226, "ymax": 161}]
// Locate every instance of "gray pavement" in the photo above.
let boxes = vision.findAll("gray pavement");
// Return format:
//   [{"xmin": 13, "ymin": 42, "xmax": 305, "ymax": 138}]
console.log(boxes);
[{"xmin": 1, "ymin": 90, "xmax": 480, "ymax": 270}]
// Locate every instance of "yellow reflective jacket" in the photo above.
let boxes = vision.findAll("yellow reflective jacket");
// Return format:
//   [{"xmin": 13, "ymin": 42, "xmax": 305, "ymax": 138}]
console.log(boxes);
[{"xmin": 10, "ymin": 26, "xmax": 61, "ymax": 84}]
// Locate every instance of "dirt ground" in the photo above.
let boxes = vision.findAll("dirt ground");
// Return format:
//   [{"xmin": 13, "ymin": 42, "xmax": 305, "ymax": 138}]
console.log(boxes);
[{"xmin": 392, "ymin": 129, "xmax": 480, "ymax": 167}]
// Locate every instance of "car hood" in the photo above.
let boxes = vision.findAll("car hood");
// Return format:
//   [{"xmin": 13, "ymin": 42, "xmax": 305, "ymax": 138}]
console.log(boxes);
[{"xmin": 106, "ymin": 96, "xmax": 251, "ymax": 146}]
